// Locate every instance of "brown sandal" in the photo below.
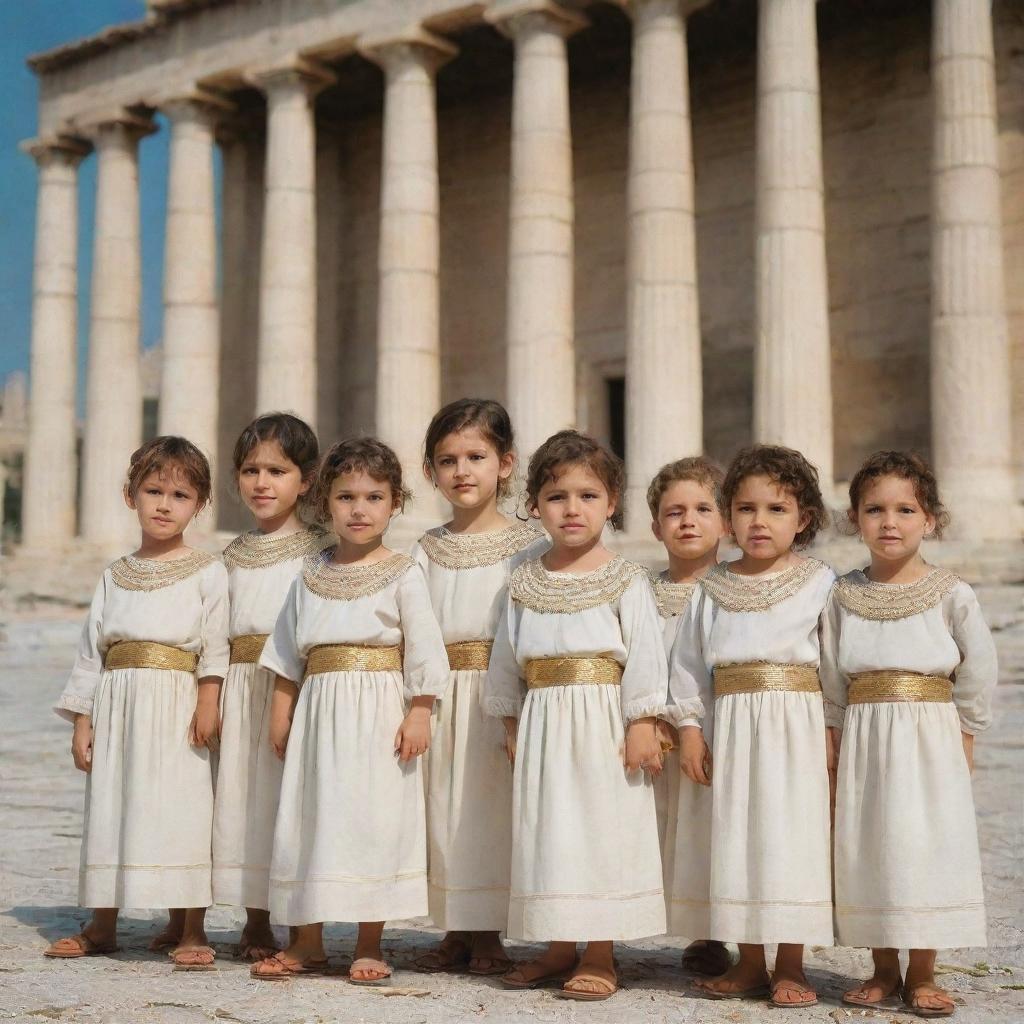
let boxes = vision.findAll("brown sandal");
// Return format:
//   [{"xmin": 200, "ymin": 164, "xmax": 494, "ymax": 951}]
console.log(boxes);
[
  {"xmin": 843, "ymin": 973, "xmax": 902, "ymax": 1007},
  {"xmin": 171, "ymin": 945, "xmax": 217, "ymax": 971},
  {"xmin": 502, "ymin": 958, "xmax": 578, "ymax": 990},
  {"xmin": 44, "ymin": 933, "xmax": 119, "ymax": 959},
  {"xmin": 557, "ymin": 964, "xmax": 619, "ymax": 1002},
  {"xmin": 250, "ymin": 952, "xmax": 329, "ymax": 981},
  {"xmin": 902, "ymin": 982, "xmax": 956, "ymax": 1018},
  {"xmin": 412, "ymin": 933, "xmax": 472, "ymax": 973},
  {"xmin": 348, "ymin": 957, "xmax": 392, "ymax": 986},
  {"xmin": 769, "ymin": 976, "xmax": 818, "ymax": 1008}
]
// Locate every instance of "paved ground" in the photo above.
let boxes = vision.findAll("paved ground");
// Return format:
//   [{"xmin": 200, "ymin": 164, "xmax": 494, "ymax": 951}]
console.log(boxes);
[{"xmin": 1, "ymin": 587, "xmax": 1022, "ymax": 1024}]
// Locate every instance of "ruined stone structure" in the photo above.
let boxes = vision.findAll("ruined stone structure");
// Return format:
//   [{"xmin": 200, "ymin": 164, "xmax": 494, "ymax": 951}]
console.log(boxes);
[{"xmin": 19, "ymin": 0, "xmax": 1024, "ymax": 551}]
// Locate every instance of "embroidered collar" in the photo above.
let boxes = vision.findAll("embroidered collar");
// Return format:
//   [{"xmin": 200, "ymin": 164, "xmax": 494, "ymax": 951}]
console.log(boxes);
[
  {"xmin": 110, "ymin": 550, "xmax": 214, "ymax": 592},
  {"xmin": 223, "ymin": 524, "xmax": 331, "ymax": 570},
  {"xmin": 302, "ymin": 550, "xmax": 414, "ymax": 601},
  {"xmin": 509, "ymin": 555, "xmax": 646, "ymax": 613},
  {"xmin": 650, "ymin": 571, "xmax": 697, "ymax": 618},
  {"xmin": 418, "ymin": 521, "xmax": 541, "ymax": 570},
  {"xmin": 834, "ymin": 567, "xmax": 960, "ymax": 621},
  {"xmin": 700, "ymin": 557, "xmax": 827, "ymax": 613}
]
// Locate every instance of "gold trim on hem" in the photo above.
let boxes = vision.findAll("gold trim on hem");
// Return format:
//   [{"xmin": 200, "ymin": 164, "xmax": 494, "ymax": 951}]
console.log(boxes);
[
  {"xmin": 446, "ymin": 640, "xmax": 493, "ymax": 671},
  {"xmin": 713, "ymin": 662, "xmax": 820, "ymax": 698},
  {"xmin": 848, "ymin": 671, "xmax": 952, "ymax": 704},
  {"xmin": 525, "ymin": 656, "xmax": 623, "ymax": 688},
  {"xmin": 104, "ymin": 640, "xmax": 197, "ymax": 673},
  {"xmin": 230, "ymin": 634, "xmax": 269, "ymax": 665},
  {"xmin": 304, "ymin": 643, "xmax": 402, "ymax": 677}
]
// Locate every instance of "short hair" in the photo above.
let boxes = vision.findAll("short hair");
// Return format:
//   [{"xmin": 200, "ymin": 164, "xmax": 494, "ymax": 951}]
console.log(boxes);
[
  {"xmin": 423, "ymin": 398, "xmax": 516, "ymax": 498},
  {"xmin": 233, "ymin": 413, "xmax": 320, "ymax": 482},
  {"xmin": 313, "ymin": 437, "xmax": 411, "ymax": 523},
  {"xmin": 124, "ymin": 436, "xmax": 212, "ymax": 511},
  {"xmin": 525, "ymin": 430, "xmax": 626, "ymax": 531},
  {"xmin": 846, "ymin": 450, "xmax": 949, "ymax": 538},
  {"xmin": 722, "ymin": 444, "xmax": 828, "ymax": 549},
  {"xmin": 646, "ymin": 456, "xmax": 726, "ymax": 519}
]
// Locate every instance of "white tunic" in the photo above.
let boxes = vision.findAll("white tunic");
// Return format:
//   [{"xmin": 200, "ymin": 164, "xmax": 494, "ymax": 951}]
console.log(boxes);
[
  {"xmin": 821, "ymin": 568, "xmax": 997, "ymax": 949},
  {"xmin": 485, "ymin": 556, "xmax": 668, "ymax": 942},
  {"xmin": 55, "ymin": 552, "xmax": 229, "ymax": 910},
  {"xmin": 668, "ymin": 558, "xmax": 837, "ymax": 946},
  {"xmin": 260, "ymin": 550, "xmax": 449, "ymax": 925},
  {"xmin": 212, "ymin": 526, "xmax": 331, "ymax": 910},
  {"xmin": 412, "ymin": 522, "xmax": 547, "ymax": 931}
]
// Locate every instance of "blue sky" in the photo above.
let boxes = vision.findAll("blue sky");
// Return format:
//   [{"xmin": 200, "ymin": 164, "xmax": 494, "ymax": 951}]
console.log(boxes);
[{"xmin": 1, "ymin": 1, "xmax": 170, "ymax": 406}]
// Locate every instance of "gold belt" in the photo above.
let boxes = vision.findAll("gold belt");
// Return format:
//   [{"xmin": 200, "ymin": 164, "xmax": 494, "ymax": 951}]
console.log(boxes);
[
  {"xmin": 230, "ymin": 633, "xmax": 269, "ymax": 665},
  {"xmin": 848, "ymin": 671, "xmax": 953, "ymax": 704},
  {"xmin": 714, "ymin": 662, "xmax": 820, "ymax": 698},
  {"xmin": 446, "ymin": 640, "xmax": 493, "ymax": 671},
  {"xmin": 304, "ymin": 643, "xmax": 402, "ymax": 677},
  {"xmin": 525, "ymin": 656, "xmax": 623, "ymax": 689},
  {"xmin": 104, "ymin": 640, "xmax": 197, "ymax": 674}
]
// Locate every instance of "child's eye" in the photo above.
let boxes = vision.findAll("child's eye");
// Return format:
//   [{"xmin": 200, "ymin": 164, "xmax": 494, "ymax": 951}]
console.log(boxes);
[
  {"xmin": 900, "ymin": 506, "xmax": 916, "ymax": 514},
  {"xmin": 698, "ymin": 504, "xmax": 713, "ymax": 513}
]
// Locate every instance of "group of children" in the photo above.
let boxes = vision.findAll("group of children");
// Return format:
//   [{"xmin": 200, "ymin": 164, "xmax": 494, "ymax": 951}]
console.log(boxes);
[{"xmin": 43, "ymin": 398, "xmax": 997, "ymax": 1018}]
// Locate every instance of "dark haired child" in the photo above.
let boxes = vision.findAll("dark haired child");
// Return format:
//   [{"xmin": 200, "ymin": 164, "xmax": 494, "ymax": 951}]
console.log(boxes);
[
  {"xmin": 251, "ymin": 437, "xmax": 449, "ymax": 984},
  {"xmin": 412, "ymin": 399, "xmax": 545, "ymax": 975},
  {"xmin": 668, "ymin": 444, "xmax": 840, "ymax": 1007},
  {"xmin": 212, "ymin": 413, "xmax": 331, "ymax": 960},
  {"xmin": 485, "ymin": 430, "xmax": 666, "ymax": 1001},
  {"xmin": 46, "ymin": 437, "xmax": 229, "ymax": 969},
  {"xmin": 821, "ymin": 451, "xmax": 996, "ymax": 1019},
  {"xmin": 646, "ymin": 458, "xmax": 730, "ymax": 978}
]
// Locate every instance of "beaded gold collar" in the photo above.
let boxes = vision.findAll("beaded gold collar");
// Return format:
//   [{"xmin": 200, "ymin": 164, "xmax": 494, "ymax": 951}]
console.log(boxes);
[
  {"xmin": 110, "ymin": 550, "xmax": 215, "ymax": 592},
  {"xmin": 223, "ymin": 524, "xmax": 331, "ymax": 570},
  {"xmin": 509, "ymin": 556, "xmax": 646, "ymax": 614},
  {"xmin": 418, "ymin": 521, "xmax": 541, "ymax": 570},
  {"xmin": 650, "ymin": 571, "xmax": 697, "ymax": 618},
  {"xmin": 834, "ymin": 567, "xmax": 961, "ymax": 621},
  {"xmin": 700, "ymin": 557, "xmax": 827, "ymax": 613},
  {"xmin": 302, "ymin": 550, "xmax": 414, "ymax": 601}
]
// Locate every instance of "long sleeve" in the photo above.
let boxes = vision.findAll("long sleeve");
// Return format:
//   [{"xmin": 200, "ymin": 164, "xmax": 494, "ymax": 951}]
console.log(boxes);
[
  {"xmin": 259, "ymin": 577, "xmax": 306, "ymax": 684},
  {"xmin": 948, "ymin": 583, "xmax": 999, "ymax": 735},
  {"xmin": 818, "ymin": 588, "xmax": 848, "ymax": 730},
  {"xmin": 55, "ymin": 575, "xmax": 107, "ymax": 723},
  {"xmin": 666, "ymin": 590, "xmax": 711, "ymax": 730},
  {"xmin": 619, "ymin": 574, "xmax": 670, "ymax": 723},
  {"xmin": 483, "ymin": 594, "xmax": 526, "ymax": 718},
  {"xmin": 197, "ymin": 561, "xmax": 230, "ymax": 679},
  {"xmin": 396, "ymin": 565, "xmax": 450, "ymax": 701}
]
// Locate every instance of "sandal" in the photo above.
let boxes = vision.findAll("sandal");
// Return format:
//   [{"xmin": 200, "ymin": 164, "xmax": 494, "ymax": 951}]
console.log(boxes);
[
  {"xmin": 769, "ymin": 976, "xmax": 818, "ymax": 1008},
  {"xmin": 557, "ymin": 964, "xmax": 619, "ymax": 1002},
  {"xmin": 171, "ymin": 945, "xmax": 217, "ymax": 971},
  {"xmin": 44, "ymin": 933, "xmax": 120, "ymax": 959},
  {"xmin": 501, "ymin": 958, "xmax": 577, "ymax": 990},
  {"xmin": 901, "ymin": 982, "xmax": 956, "ymax": 1018},
  {"xmin": 349, "ymin": 957, "xmax": 392, "ymax": 986},
  {"xmin": 681, "ymin": 939, "xmax": 732, "ymax": 977},
  {"xmin": 250, "ymin": 952, "xmax": 329, "ymax": 981},
  {"xmin": 236, "ymin": 937, "xmax": 280, "ymax": 962},
  {"xmin": 843, "ymin": 973, "xmax": 902, "ymax": 1008},
  {"xmin": 412, "ymin": 933, "xmax": 472, "ymax": 973},
  {"xmin": 469, "ymin": 954, "xmax": 515, "ymax": 976},
  {"xmin": 147, "ymin": 932, "xmax": 181, "ymax": 953}
]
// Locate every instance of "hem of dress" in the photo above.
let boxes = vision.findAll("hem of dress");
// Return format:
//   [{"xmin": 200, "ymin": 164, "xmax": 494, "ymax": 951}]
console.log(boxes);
[
  {"xmin": 212, "ymin": 867, "xmax": 271, "ymax": 911},
  {"xmin": 427, "ymin": 881, "xmax": 510, "ymax": 932},
  {"xmin": 80, "ymin": 864, "xmax": 212, "ymax": 911},
  {"xmin": 667, "ymin": 900, "xmax": 712, "ymax": 941},
  {"xmin": 507, "ymin": 892, "xmax": 666, "ymax": 942},
  {"xmin": 710, "ymin": 900, "xmax": 834, "ymax": 947},
  {"xmin": 269, "ymin": 874, "xmax": 427, "ymax": 926},
  {"xmin": 836, "ymin": 907, "xmax": 987, "ymax": 950}
]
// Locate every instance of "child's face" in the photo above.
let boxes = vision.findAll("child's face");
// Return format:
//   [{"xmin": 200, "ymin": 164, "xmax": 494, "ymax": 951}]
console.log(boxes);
[
  {"xmin": 328, "ymin": 469, "xmax": 397, "ymax": 545},
  {"xmin": 855, "ymin": 474, "xmax": 934, "ymax": 563},
  {"xmin": 652, "ymin": 479, "xmax": 725, "ymax": 562},
  {"xmin": 430, "ymin": 427, "xmax": 514, "ymax": 512},
  {"xmin": 126, "ymin": 466, "xmax": 200, "ymax": 542},
  {"xmin": 729, "ymin": 474, "xmax": 810, "ymax": 561},
  {"xmin": 238, "ymin": 439, "xmax": 310, "ymax": 526},
  {"xmin": 533, "ymin": 462, "xmax": 615, "ymax": 550}
]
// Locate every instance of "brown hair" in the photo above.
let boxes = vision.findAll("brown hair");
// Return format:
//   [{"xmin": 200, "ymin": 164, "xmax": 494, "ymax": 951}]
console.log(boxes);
[
  {"xmin": 233, "ymin": 412, "xmax": 320, "ymax": 490},
  {"xmin": 525, "ymin": 429, "xmax": 626, "ymax": 531},
  {"xmin": 722, "ymin": 444, "xmax": 828, "ymax": 549},
  {"xmin": 647, "ymin": 456, "xmax": 726, "ymax": 519},
  {"xmin": 846, "ymin": 450, "xmax": 949, "ymax": 538},
  {"xmin": 124, "ymin": 436, "xmax": 212, "ymax": 511},
  {"xmin": 423, "ymin": 398, "xmax": 517, "ymax": 498},
  {"xmin": 313, "ymin": 437, "xmax": 411, "ymax": 523}
]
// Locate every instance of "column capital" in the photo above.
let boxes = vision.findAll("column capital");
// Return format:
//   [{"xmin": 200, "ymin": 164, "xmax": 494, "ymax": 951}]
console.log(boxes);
[
  {"xmin": 357, "ymin": 26, "xmax": 457, "ymax": 74},
  {"xmin": 75, "ymin": 109, "xmax": 158, "ymax": 145},
  {"xmin": 159, "ymin": 87, "xmax": 235, "ymax": 126},
  {"xmin": 616, "ymin": 0, "xmax": 712, "ymax": 17},
  {"xmin": 246, "ymin": 55, "xmax": 336, "ymax": 97},
  {"xmin": 485, "ymin": 0, "xmax": 588, "ymax": 39},
  {"xmin": 20, "ymin": 134, "xmax": 91, "ymax": 167}
]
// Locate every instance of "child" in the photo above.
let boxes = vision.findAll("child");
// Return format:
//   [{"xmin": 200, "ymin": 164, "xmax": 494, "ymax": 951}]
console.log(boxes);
[
  {"xmin": 668, "ymin": 444, "xmax": 839, "ymax": 1007},
  {"xmin": 213, "ymin": 413, "xmax": 330, "ymax": 959},
  {"xmin": 485, "ymin": 430, "xmax": 667, "ymax": 1001},
  {"xmin": 250, "ymin": 438, "xmax": 449, "ymax": 983},
  {"xmin": 822, "ymin": 451, "xmax": 996, "ymax": 1019},
  {"xmin": 45, "ymin": 437, "xmax": 229, "ymax": 970},
  {"xmin": 647, "ymin": 457, "xmax": 730, "ymax": 978},
  {"xmin": 412, "ymin": 399, "xmax": 546, "ymax": 975}
]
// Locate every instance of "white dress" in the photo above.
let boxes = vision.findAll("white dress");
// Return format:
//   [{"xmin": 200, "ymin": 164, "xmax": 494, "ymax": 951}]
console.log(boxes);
[
  {"xmin": 821, "ymin": 568, "xmax": 997, "ymax": 949},
  {"xmin": 212, "ymin": 525, "xmax": 331, "ymax": 910},
  {"xmin": 260, "ymin": 550, "xmax": 450, "ymax": 925},
  {"xmin": 668, "ymin": 558, "xmax": 839, "ymax": 946},
  {"xmin": 55, "ymin": 551, "xmax": 230, "ymax": 910},
  {"xmin": 412, "ymin": 522, "xmax": 547, "ymax": 932},
  {"xmin": 484, "ymin": 556, "xmax": 668, "ymax": 942}
]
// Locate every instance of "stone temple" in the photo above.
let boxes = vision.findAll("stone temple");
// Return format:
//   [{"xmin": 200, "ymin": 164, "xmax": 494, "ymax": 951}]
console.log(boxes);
[{"xmin": 16, "ymin": 0, "xmax": 1024, "ymax": 575}]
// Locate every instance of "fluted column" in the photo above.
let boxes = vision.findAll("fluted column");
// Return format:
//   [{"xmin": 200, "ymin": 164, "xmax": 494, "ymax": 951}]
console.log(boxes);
[
  {"xmin": 930, "ymin": 0, "xmax": 1015, "ymax": 537},
  {"xmin": 752, "ymin": 0, "xmax": 833, "ymax": 489},
  {"xmin": 624, "ymin": 0, "xmax": 708, "ymax": 533},
  {"xmin": 20, "ymin": 135, "xmax": 90, "ymax": 549},
  {"xmin": 487, "ymin": 0, "xmax": 586, "ymax": 460},
  {"xmin": 360, "ymin": 28, "xmax": 455, "ymax": 507},
  {"xmin": 248, "ymin": 58, "xmax": 335, "ymax": 423},
  {"xmin": 80, "ymin": 114, "xmax": 155, "ymax": 547}
]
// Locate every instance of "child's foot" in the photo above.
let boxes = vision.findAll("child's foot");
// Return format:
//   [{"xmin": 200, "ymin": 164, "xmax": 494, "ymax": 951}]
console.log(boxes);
[
  {"xmin": 695, "ymin": 961, "xmax": 771, "ymax": 999},
  {"xmin": 468, "ymin": 931, "xmax": 513, "ymax": 975},
  {"xmin": 350, "ymin": 936, "xmax": 391, "ymax": 985},
  {"xmin": 44, "ymin": 928, "xmax": 119, "ymax": 959},
  {"xmin": 902, "ymin": 981, "xmax": 956, "ymax": 1018},
  {"xmin": 148, "ymin": 922, "xmax": 184, "ymax": 952},
  {"xmin": 412, "ymin": 931, "xmax": 471, "ymax": 973},
  {"xmin": 251, "ymin": 938, "xmax": 328, "ymax": 981},
  {"xmin": 681, "ymin": 939, "xmax": 731, "ymax": 977},
  {"xmin": 769, "ymin": 967, "xmax": 817, "ymax": 1007},
  {"xmin": 844, "ymin": 970, "xmax": 902, "ymax": 1007},
  {"xmin": 172, "ymin": 920, "xmax": 215, "ymax": 971},
  {"xmin": 237, "ymin": 921, "xmax": 279, "ymax": 962},
  {"xmin": 559, "ymin": 962, "xmax": 618, "ymax": 1001},
  {"xmin": 502, "ymin": 946, "xmax": 577, "ymax": 989}
]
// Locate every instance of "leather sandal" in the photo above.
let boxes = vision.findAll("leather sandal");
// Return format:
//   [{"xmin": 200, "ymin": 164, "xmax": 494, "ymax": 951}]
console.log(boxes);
[
  {"xmin": 348, "ymin": 957, "xmax": 392, "ymax": 986},
  {"xmin": 501, "ymin": 958, "xmax": 578, "ymax": 990},
  {"xmin": 250, "ymin": 952, "xmax": 329, "ymax": 981},
  {"xmin": 902, "ymin": 982, "xmax": 956, "ymax": 1018},
  {"xmin": 843, "ymin": 973, "xmax": 902, "ymax": 1007},
  {"xmin": 557, "ymin": 964, "xmax": 619, "ymax": 1002},
  {"xmin": 769, "ymin": 976, "xmax": 818, "ymax": 1008},
  {"xmin": 171, "ymin": 945, "xmax": 217, "ymax": 971},
  {"xmin": 412, "ymin": 933, "xmax": 471, "ymax": 973},
  {"xmin": 44, "ymin": 933, "xmax": 120, "ymax": 959}
]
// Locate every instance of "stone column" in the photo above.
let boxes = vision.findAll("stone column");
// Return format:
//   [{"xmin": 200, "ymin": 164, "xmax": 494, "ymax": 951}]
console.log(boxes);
[
  {"xmin": 752, "ymin": 0, "xmax": 833, "ymax": 490},
  {"xmin": 487, "ymin": 0, "xmax": 586, "ymax": 460},
  {"xmin": 930, "ymin": 0, "xmax": 1016, "ymax": 537},
  {"xmin": 80, "ymin": 114, "xmax": 155, "ymax": 547},
  {"xmin": 623, "ymin": 0, "xmax": 708, "ymax": 533},
  {"xmin": 248, "ymin": 58, "xmax": 335, "ymax": 424},
  {"xmin": 20, "ymin": 136, "xmax": 90, "ymax": 550},
  {"xmin": 359, "ymin": 28, "xmax": 455, "ymax": 509}
]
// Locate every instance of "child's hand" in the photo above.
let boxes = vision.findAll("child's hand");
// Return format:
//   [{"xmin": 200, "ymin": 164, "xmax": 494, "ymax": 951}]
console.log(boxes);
[
  {"xmin": 825, "ymin": 726, "xmax": 841, "ymax": 823},
  {"xmin": 395, "ymin": 696, "xmax": 435, "ymax": 763},
  {"xmin": 269, "ymin": 711, "xmax": 291, "ymax": 761},
  {"xmin": 962, "ymin": 731, "xmax": 975, "ymax": 773},
  {"xmin": 502, "ymin": 716, "xmax": 518, "ymax": 767},
  {"xmin": 71, "ymin": 714, "xmax": 94, "ymax": 773},
  {"xmin": 624, "ymin": 717, "xmax": 663, "ymax": 776},
  {"xmin": 678, "ymin": 725, "xmax": 711, "ymax": 786},
  {"xmin": 269, "ymin": 677, "xmax": 299, "ymax": 760},
  {"xmin": 190, "ymin": 701, "xmax": 221, "ymax": 750},
  {"xmin": 655, "ymin": 719, "xmax": 678, "ymax": 753}
]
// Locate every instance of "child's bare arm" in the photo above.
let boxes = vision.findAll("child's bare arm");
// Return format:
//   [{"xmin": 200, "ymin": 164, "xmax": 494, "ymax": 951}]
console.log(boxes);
[
  {"xmin": 624, "ymin": 717, "xmax": 663, "ymax": 776},
  {"xmin": 962, "ymin": 731, "xmax": 974, "ymax": 773},
  {"xmin": 71, "ymin": 714, "xmax": 94, "ymax": 773},
  {"xmin": 678, "ymin": 724, "xmax": 711, "ymax": 786},
  {"xmin": 502, "ymin": 715, "xmax": 518, "ymax": 766},
  {"xmin": 269, "ymin": 676, "xmax": 299, "ymax": 760},
  {"xmin": 395, "ymin": 695, "xmax": 435, "ymax": 763},
  {"xmin": 190, "ymin": 677, "xmax": 223, "ymax": 748}
]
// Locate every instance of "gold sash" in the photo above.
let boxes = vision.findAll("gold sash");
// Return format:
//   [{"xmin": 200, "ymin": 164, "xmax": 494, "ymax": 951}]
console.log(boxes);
[
  {"xmin": 446, "ymin": 640, "xmax": 493, "ymax": 672},
  {"xmin": 848, "ymin": 671, "xmax": 953, "ymax": 704},
  {"xmin": 304, "ymin": 643, "xmax": 402, "ymax": 677},
  {"xmin": 104, "ymin": 640, "xmax": 197, "ymax": 674},
  {"xmin": 229, "ymin": 633, "xmax": 269, "ymax": 665},
  {"xmin": 714, "ymin": 662, "xmax": 821, "ymax": 698},
  {"xmin": 525, "ymin": 657, "xmax": 623, "ymax": 689}
]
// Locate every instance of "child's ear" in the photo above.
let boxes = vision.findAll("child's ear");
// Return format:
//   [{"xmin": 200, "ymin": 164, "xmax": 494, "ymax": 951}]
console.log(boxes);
[
  {"xmin": 923, "ymin": 513, "xmax": 936, "ymax": 537},
  {"xmin": 797, "ymin": 509, "xmax": 812, "ymax": 534},
  {"xmin": 651, "ymin": 518, "xmax": 663, "ymax": 543},
  {"xmin": 298, "ymin": 475, "xmax": 313, "ymax": 497},
  {"xmin": 498, "ymin": 451, "xmax": 515, "ymax": 481},
  {"xmin": 124, "ymin": 486, "xmax": 137, "ymax": 511}
]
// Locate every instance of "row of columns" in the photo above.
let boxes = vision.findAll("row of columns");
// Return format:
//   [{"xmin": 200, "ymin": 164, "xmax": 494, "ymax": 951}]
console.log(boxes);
[{"xmin": 21, "ymin": 0, "xmax": 1018, "ymax": 549}]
